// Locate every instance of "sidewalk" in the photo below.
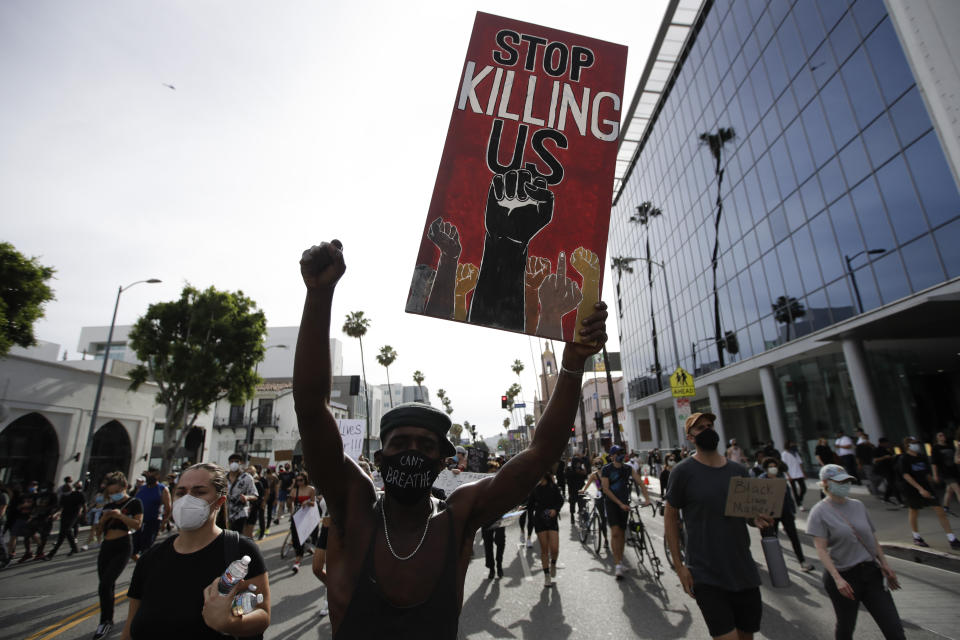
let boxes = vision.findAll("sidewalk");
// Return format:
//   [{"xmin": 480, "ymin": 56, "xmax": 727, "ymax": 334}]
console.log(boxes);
[{"xmin": 642, "ymin": 474, "xmax": 960, "ymax": 574}]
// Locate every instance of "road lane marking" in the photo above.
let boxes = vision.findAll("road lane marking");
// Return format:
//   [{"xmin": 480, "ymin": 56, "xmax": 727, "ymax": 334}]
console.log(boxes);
[{"xmin": 34, "ymin": 596, "xmax": 127, "ymax": 640}]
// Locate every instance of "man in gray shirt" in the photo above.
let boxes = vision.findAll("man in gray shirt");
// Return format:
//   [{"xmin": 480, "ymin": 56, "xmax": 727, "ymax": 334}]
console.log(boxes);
[{"xmin": 665, "ymin": 413, "xmax": 772, "ymax": 640}]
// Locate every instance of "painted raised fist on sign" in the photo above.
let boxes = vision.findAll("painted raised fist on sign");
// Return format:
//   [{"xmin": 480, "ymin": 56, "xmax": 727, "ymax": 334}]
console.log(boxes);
[{"xmin": 484, "ymin": 169, "xmax": 554, "ymax": 244}]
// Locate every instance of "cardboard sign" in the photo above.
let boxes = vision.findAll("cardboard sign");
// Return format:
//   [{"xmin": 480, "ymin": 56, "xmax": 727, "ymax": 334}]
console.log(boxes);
[
  {"xmin": 724, "ymin": 477, "xmax": 787, "ymax": 519},
  {"xmin": 433, "ymin": 469, "xmax": 490, "ymax": 495},
  {"xmin": 338, "ymin": 419, "xmax": 365, "ymax": 461},
  {"xmin": 273, "ymin": 449, "xmax": 293, "ymax": 461},
  {"xmin": 406, "ymin": 12, "xmax": 627, "ymax": 342},
  {"xmin": 249, "ymin": 456, "xmax": 270, "ymax": 468}
]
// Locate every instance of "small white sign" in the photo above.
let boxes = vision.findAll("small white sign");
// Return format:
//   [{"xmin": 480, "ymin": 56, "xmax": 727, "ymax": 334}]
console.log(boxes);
[{"xmin": 337, "ymin": 419, "xmax": 365, "ymax": 460}]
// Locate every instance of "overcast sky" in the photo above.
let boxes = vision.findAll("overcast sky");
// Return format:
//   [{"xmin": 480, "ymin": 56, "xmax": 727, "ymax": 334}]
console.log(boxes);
[{"xmin": 1, "ymin": 0, "xmax": 669, "ymax": 440}]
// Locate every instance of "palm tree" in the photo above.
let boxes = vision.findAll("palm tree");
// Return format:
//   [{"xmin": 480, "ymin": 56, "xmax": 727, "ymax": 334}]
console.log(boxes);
[
  {"xmin": 700, "ymin": 127, "xmax": 736, "ymax": 368},
  {"xmin": 343, "ymin": 310, "xmax": 372, "ymax": 456},
  {"xmin": 376, "ymin": 345, "xmax": 398, "ymax": 408},
  {"xmin": 464, "ymin": 420, "xmax": 477, "ymax": 443},
  {"xmin": 449, "ymin": 423, "xmax": 463, "ymax": 445},
  {"xmin": 772, "ymin": 296, "xmax": 807, "ymax": 342},
  {"xmin": 413, "ymin": 370, "xmax": 425, "ymax": 402},
  {"xmin": 511, "ymin": 359, "xmax": 525, "ymax": 414},
  {"xmin": 436, "ymin": 388, "xmax": 453, "ymax": 416}
]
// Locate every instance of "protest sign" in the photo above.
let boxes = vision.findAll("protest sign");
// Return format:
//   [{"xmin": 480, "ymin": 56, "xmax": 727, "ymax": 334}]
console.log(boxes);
[
  {"xmin": 467, "ymin": 446, "xmax": 489, "ymax": 472},
  {"xmin": 249, "ymin": 456, "xmax": 270, "ymax": 468},
  {"xmin": 433, "ymin": 469, "xmax": 489, "ymax": 495},
  {"xmin": 723, "ymin": 477, "xmax": 787, "ymax": 519},
  {"xmin": 273, "ymin": 449, "xmax": 293, "ymax": 462},
  {"xmin": 293, "ymin": 502, "xmax": 321, "ymax": 546},
  {"xmin": 406, "ymin": 12, "xmax": 627, "ymax": 342},
  {"xmin": 338, "ymin": 419, "xmax": 365, "ymax": 460}
]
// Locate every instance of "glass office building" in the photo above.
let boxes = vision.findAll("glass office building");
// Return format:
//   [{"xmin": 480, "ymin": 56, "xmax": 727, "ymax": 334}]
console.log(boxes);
[{"xmin": 610, "ymin": 0, "xmax": 960, "ymax": 463}]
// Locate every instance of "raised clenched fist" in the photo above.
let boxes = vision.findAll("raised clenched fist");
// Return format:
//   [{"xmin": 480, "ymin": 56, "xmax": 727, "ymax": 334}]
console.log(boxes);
[
  {"xmin": 300, "ymin": 240, "xmax": 345, "ymax": 290},
  {"xmin": 428, "ymin": 217, "xmax": 462, "ymax": 259},
  {"xmin": 485, "ymin": 169, "xmax": 554, "ymax": 244},
  {"xmin": 570, "ymin": 246, "xmax": 600, "ymax": 281},
  {"xmin": 455, "ymin": 263, "xmax": 479, "ymax": 297},
  {"xmin": 525, "ymin": 255, "xmax": 551, "ymax": 291}
]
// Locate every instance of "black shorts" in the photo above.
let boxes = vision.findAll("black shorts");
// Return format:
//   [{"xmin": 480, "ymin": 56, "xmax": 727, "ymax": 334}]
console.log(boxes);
[
  {"xmin": 604, "ymin": 500, "xmax": 628, "ymax": 529},
  {"xmin": 902, "ymin": 485, "xmax": 938, "ymax": 510},
  {"xmin": 534, "ymin": 512, "xmax": 558, "ymax": 533},
  {"xmin": 694, "ymin": 584, "xmax": 762, "ymax": 637},
  {"xmin": 317, "ymin": 525, "xmax": 329, "ymax": 550}
]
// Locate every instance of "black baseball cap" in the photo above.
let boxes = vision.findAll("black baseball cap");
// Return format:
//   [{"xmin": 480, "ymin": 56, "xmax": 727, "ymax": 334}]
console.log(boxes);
[{"xmin": 380, "ymin": 402, "xmax": 456, "ymax": 458}]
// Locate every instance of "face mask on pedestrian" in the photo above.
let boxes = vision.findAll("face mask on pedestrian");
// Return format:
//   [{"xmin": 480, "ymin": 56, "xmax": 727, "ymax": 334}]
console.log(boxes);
[
  {"xmin": 379, "ymin": 450, "xmax": 440, "ymax": 506},
  {"xmin": 828, "ymin": 481, "xmax": 852, "ymax": 498},
  {"xmin": 908, "ymin": 443, "xmax": 921, "ymax": 453},
  {"xmin": 766, "ymin": 466, "xmax": 779, "ymax": 476},
  {"xmin": 614, "ymin": 454, "xmax": 625, "ymax": 464},
  {"xmin": 229, "ymin": 462, "xmax": 240, "ymax": 472},
  {"xmin": 110, "ymin": 491, "xmax": 125, "ymax": 501},
  {"xmin": 172, "ymin": 494, "xmax": 216, "ymax": 530},
  {"xmin": 693, "ymin": 428, "xmax": 720, "ymax": 451}
]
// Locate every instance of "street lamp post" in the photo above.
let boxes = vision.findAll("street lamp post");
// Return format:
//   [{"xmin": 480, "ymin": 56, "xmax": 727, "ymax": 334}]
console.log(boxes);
[
  {"xmin": 80, "ymin": 279, "xmax": 162, "ymax": 488},
  {"xmin": 633, "ymin": 256, "xmax": 680, "ymax": 367},
  {"xmin": 845, "ymin": 249, "xmax": 886, "ymax": 314}
]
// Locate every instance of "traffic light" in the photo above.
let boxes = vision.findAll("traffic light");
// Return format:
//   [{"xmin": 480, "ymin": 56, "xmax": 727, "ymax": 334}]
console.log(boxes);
[{"xmin": 501, "ymin": 395, "xmax": 508, "ymax": 409}]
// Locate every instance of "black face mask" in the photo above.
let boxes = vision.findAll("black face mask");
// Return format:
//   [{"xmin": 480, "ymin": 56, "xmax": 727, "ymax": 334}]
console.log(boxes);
[
  {"xmin": 694, "ymin": 428, "xmax": 720, "ymax": 452},
  {"xmin": 379, "ymin": 450, "xmax": 440, "ymax": 505}
]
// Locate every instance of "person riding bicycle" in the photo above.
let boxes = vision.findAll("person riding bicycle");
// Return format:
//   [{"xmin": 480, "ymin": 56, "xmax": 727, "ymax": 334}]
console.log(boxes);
[
  {"xmin": 580, "ymin": 460, "xmax": 609, "ymax": 548},
  {"xmin": 601, "ymin": 445, "xmax": 651, "ymax": 579}
]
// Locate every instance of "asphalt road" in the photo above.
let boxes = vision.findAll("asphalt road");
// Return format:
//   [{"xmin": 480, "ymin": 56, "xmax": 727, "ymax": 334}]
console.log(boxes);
[{"xmin": 2, "ymin": 506, "xmax": 957, "ymax": 640}]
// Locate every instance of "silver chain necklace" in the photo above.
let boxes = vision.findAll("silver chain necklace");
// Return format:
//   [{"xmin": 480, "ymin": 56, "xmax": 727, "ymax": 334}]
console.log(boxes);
[{"xmin": 380, "ymin": 498, "xmax": 432, "ymax": 561}]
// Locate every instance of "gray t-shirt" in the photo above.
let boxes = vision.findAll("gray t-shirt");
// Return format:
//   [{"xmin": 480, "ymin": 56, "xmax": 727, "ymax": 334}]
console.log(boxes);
[
  {"xmin": 665, "ymin": 456, "xmax": 760, "ymax": 591},
  {"xmin": 805, "ymin": 498, "xmax": 876, "ymax": 570}
]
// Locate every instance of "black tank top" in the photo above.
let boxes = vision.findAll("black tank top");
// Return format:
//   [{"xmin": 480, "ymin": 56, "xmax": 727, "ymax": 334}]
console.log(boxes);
[{"xmin": 334, "ymin": 502, "xmax": 460, "ymax": 640}]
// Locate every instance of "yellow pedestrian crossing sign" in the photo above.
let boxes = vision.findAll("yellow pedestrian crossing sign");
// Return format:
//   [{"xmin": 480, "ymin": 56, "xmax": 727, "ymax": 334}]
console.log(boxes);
[{"xmin": 670, "ymin": 367, "xmax": 695, "ymax": 397}]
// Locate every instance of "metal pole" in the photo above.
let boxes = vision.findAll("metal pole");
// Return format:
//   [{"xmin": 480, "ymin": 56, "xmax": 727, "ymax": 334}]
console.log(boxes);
[
  {"xmin": 602, "ymin": 346, "xmax": 622, "ymax": 447},
  {"xmin": 80, "ymin": 285, "xmax": 122, "ymax": 488},
  {"xmin": 846, "ymin": 255, "xmax": 864, "ymax": 314}
]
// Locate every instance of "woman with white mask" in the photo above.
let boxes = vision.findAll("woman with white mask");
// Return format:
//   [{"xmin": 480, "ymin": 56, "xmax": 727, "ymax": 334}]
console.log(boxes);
[
  {"xmin": 806, "ymin": 464, "xmax": 904, "ymax": 639},
  {"xmin": 120, "ymin": 463, "xmax": 271, "ymax": 640}
]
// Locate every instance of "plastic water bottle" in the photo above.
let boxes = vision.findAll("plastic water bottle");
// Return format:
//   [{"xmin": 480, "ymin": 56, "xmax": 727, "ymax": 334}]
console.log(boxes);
[
  {"xmin": 231, "ymin": 591, "xmax": 264, "ymax": 616},
  {"xmin": 218, "ymin": 555, "xmax": 251, "ymax": 595}
]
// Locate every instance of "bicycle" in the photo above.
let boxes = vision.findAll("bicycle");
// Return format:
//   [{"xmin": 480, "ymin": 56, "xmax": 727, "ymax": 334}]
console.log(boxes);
[
  {"xmin": 652, "ymin": 498, "xmax": 685, "ymax": 573},
  {"xmin": 280, "ymin": 529, "xmax": 314, "ymax": 559},
  {"xmin": 625, "ymin": 500, "xmax": 662, "ymax": 579},
  {"xmin": 576, "ymin": 492, "xmax": 606, "ymax": 555}
]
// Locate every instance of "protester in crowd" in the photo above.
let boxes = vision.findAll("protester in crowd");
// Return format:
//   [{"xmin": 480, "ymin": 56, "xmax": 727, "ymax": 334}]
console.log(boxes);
[
  {"xmin": 82, "ymin": 485, "xmax": 107, "ymax": 551},
  {"xmin": 725, "ymin": 439, "xmax": 745, "ymax": 465},
  {"xmin": 29, "ymin": 481, "xmax": 60, "ymax": 560},
  {"xmin": 564, "ymin": 451, "xmax": 588, "ymax": 525},
  {"xmin": 132, "ymin": 468, "xmax": 170, "ymax": 560},
  {"xmin": 665, "ymin": 413, "xmax": 772, "ymax": 640},
  {"xmin": 855, "ymin": 431, "xmax": 877, "ymax": 496},
  {"xmin": 262, "ymin": 466, "xmax": 279, "ymax": 534},
  {"xmin": 759, "ymin": 458, "xmax": 814, "ymax": 572},
  {"xmin": 518, "ymin": 487, "xmax": 536, "ymax": 549},
  {"xmin": 244, "ymin": 465, "xmax": 264, "ymax": 539},
  {"xmin": 898, "ymin": 436, "xmax": 959, "ymax": 549},
  {"xmin": 555, "ymin": 458, "xmax": 567, "ymax": 499},
  {"xmin": 930, "ymin": 431, "xmax": 959, "ymax": 515},
  {"xmin": 658, "ymin": 455, "xmax": 674, "ymax": 497},
  {"xmin": 780, "ymin": 441, "xmax": 807, "ymax": 511},
  {"xmin": 312, "ymin": 493, "xmax": 331, "ymax": 617},
  {"xmin": 288, "ymin": 472, "xmax": 318, "ymax": 574},
  {"xmin": 581, "ymin": 459, "xmax": 609, "ymax": 549},
  {"xmin": 121, "ymin": 462, "xmax": 270, "ymax": 640},
  {"xmin": 835, "ymin": 431, "xmax": 858, "ymax": 482},
  {"xmin": 529, "ymin": 472, "xmax": 563, "ymax": 587},
  {"xmin": 807, "ymin": 464, "xmax": 905, "ymax": 640},
  {"xmin": 816, "ymin": 437, "xmax": 836, "ymax": 467},
  {"xmin": 749, "ymin": 451, "xmax": 766, "ymax": 478},
  {"xmin": 225, "ymin": 453, "xmax": 258, "ymax": 533},
  {"xmin": 93, "ymin": 471, "xmax": 142, "ymax": 640},
  {"xmin": 601, "ymin": 444, "xmax": 651, "ymax": 580},
  {"xmin": 760, "ymin": 441, "xmax": 779, "ymax": 461},
  {"xmin": 9, "ymin": 481, "xmax": 37, "ymax": 562},
  {"xmin": 47, "ymin": 481, "xmax": 85, "ymax": 559},
  {"xmin": 481, "ymin": 512, "xmax": 507, "ymax": 581},
  {"xmin": 0, "ymin": 480, "xmax": 10, "ymax": 568},
  {"xmin": 275, "ymin": 463, "xmax": 294, "ymax": 523},
  {"xmin": 872, "ymin": 437, "xmax": 901, "ymax": 506},
  {"xmin": 648, "ymin": 448, "xmax": 663, "ymax": 477},
  {"xmin": 293, "ymin": 239, "xmax": 607, "ymax": 637}
]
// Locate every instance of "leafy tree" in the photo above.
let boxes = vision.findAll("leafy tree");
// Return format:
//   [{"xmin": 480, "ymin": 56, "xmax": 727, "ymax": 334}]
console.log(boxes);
[
  {"xmin": 0, "ymin": 242, "xmax": 55, "ymax": 357},
  {"xmin": 449, "ymin": 422, "xmax": 463, "ymax": 444},
  {"xmin": 436, "ymin": 388, "xmax": 453, "ymax": 416},
  {"xmin": 524, "ymin": 414, "xmax": 535, "ymax": 427},
  {"xmin": 700, "ymin": 127, "xmax": 736, "ymax": 367},
  {"xmin": 502, "ymin": 417, "xmax": 510, "ymax": 429},
  {"xmin": 128, "ymin": 285, "xmax": 266, "ymax": 476},
  {"xmin": 772, "ymin": 296, "xmax": 807, "ymax": 342},
  {"xmin": 464, "ymin": 420, "xmax": 477, "ymax": 443},
  {"xmin": 413, "ymin": 370, "xmax": 425, "ymax": 402},
  {"xmin": 343, "ymin": 311, "xmax": 372, "ymax": 455},
  {"xmin": 376, "ymin": 345, "xmax": 398, "ymax": 408},
  {"xmin": 497, "ymin": 437, "xmax": 509, "ymax": 452}
]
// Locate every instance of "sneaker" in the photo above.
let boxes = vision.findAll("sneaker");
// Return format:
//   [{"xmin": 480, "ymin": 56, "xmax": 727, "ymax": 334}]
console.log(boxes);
[
  {"xmin": 292, "ymin": 562, "xmax": 300, "ymax": 573},
  {"xmin": 914, "ymin": 537, "xmax": 930, "ymax": 548},
  {"xmin": 800, "ymin": 562, "xmax": 814, "ymax": 572},
  {"xmin": 92, "ymin": 621, "xmax": 113, "ymax": 639},
  {"xmin": 543, "ymin": 573, "xmax": 551, "ymax": 587},
  {"xmin": 526, "ymin": 540, "xmax": 533, "ymax": 549},
  {"xmin": 615, "ymin": 564, "xmax": 624, "ymax": 580},
  {"xmin": 798, "ymin": 506, "xmax": 806, "ymax": 512},
  {"xmin": 550, "ymin": 563, "xmax": 557, "ymax": 578},
  {"xmin": 319, "ymin": 601, "xmax": 329, "ymax": 617},
  {"xmin": 950, "ymin": 538, "xmax": 960, "ymax": 550},
  {"xmin": 17, "ymin": 553, "xmax": 33, "ymax": 564},
  {"xmin": 81, "ymin": 545, "xmax": 89, "ymax": 552},
  {"xmin": 34, "ymin": 553, "xmax": 47, "ymax": 561}
]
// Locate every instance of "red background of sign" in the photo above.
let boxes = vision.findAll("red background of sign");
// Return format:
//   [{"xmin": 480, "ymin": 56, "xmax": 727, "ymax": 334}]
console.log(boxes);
[{"xmin": 410, "ymin": 11, "xmax": 627, "ymax": 341}]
